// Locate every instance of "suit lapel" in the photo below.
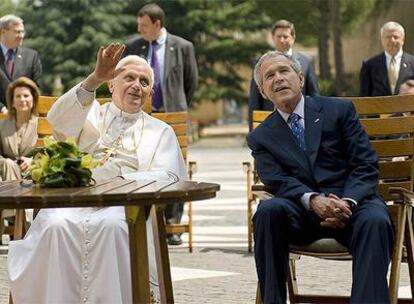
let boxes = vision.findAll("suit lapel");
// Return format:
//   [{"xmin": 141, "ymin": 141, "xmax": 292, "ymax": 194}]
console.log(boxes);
[
  {"xmin": 304, "ymin": 96, "xmax": 323, "ymax": 168},
  {"xmin": 136, "ymin": 40, "xmax": 149, "ymax": 59},
  {"xmin": 19, "ymin": 116, "xmax": 38, "ymax": 156},
  {"xmin": 397, "ymin": 52, "xmax": 412, "ymax": 91},
  {"xmin": 266, "ymin": 111, "xmax": 312, "ymax": 175},
  {"xmin": 4, "ymin": 119, "xmax": 19, "ymax": 157},
  {"xmin": 380, "ymin": 53, "xmax": 392, "ymax": 93},
  {"xmin": 164, "ymin": 34, "xmax": 176, "ymax": 83},
  {"xmin": 11, "ymin": 48, "xmax": 24, "ymax": 78}
]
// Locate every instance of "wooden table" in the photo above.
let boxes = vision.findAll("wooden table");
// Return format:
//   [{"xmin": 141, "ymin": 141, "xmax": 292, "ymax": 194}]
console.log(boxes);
[{"xmin": 0, "ymin": 178, "xmax": 220, "ymax": 304}]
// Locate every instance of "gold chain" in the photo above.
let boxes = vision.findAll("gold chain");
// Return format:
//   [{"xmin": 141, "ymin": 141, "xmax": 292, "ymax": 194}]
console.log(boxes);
[{"xmin": 99, "ymin": 107, "xmax": 144, "ymax": 165}]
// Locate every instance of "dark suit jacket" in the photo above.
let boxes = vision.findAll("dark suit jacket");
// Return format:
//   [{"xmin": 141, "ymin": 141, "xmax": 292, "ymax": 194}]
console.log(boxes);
[
  {"xmin": 359, "ymin": 51, "xmax": 414, "ymax": 96},
  {"xmin": 0, "ymin": 47, "xmax": 42, "ymax": 110},
  {"xmin": 248, "ymin": 51, "xmax": 319, "ymax": 130},
  {"xmin": 124, "ymin": 33, "xmax": 198, "ymax": 112},
  {"xmin": 247, "ymin": 96, "xmax": 379, "ymax": 204}
]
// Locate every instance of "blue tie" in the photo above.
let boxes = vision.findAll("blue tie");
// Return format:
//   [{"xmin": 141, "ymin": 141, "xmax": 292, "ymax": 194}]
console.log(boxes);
[
  {"xmin": 150, "ymin": 41, "xmax": 163, "ymax": 110},
  {"xmin": 288, "ymin": 113, "xmax": 306, "ymax": 151}
]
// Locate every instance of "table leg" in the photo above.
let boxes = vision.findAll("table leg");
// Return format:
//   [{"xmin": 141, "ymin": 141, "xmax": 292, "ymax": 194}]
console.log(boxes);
[
  {"xmin": 126, "ymin": 206, "xmax": 151, "ymax": 304},
  {"xmin": 151, "ymin": 205, "xmax": 174, "ymax": 304}
]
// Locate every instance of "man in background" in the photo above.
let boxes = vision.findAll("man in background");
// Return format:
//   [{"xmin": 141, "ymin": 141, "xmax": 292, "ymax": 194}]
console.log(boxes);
[
  {"xmin": 360, "ymin": 21, "xmax": 414, "ymax": 96},
  {"xmin": 124, "ymin": 3, "xmax": 198, "ymax": 113},
  {"xmin": 0, "ymin": 14, "xmax": 42, "ymax": 112},
  {"xmin": 124, "ymin": 3, "xmax": 198, "ymax": 245},
  {"xmin": 248, "ymin": 19, "xmax": 319, "ymax": 130}
]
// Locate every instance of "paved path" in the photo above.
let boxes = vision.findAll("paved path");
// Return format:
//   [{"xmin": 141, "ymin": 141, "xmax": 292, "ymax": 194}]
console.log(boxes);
[{"xmin": 0, "ymin": 135, "xmax": 411, "ymax": 303}]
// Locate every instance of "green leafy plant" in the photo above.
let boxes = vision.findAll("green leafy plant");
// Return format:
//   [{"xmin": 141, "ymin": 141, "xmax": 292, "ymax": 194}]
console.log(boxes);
[{"xmin": 24, "ymin": 137, "xmax": 100, "ymax": 188}]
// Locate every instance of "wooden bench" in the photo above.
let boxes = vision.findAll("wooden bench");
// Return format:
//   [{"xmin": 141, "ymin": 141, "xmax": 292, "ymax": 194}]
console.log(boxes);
[{"xmin": 245, "ymin": 95, "xmax": 414, "ymax": 304}]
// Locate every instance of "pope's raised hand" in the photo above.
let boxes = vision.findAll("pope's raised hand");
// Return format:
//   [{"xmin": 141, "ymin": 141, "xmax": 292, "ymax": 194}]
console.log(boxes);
[
  {"xmin": 94, "ymin": 43, "xmax": 126, "ymax": 82},
  {"xmin": 82, "ymin": 43, "xmax": 126, "ymax": 92}
]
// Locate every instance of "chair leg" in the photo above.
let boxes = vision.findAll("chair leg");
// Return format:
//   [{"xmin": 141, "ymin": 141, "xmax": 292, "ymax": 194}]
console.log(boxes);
[
  {"xmin": 13, "ymin": 209, "xmax": 26, "ymax": 240},
  {"xmin": 243, "ymin": 161, "xmax": 253, "ymax": 253},
  {"xmin": 389, "ymin": 204, "xmax": 407, "ymax": 304},
  {"xmin": 255, "ymin": 282, "xmax": 262, "ymax": 304},
  {"xmin": 248, "ymin": 198, "xmax": 253, "ymax": 253},
  {"xmin": 188, "ymin": 201, "xmax": 193, "ymax": 253},
  {"xmin": 287, "ymin": 258, "xmax": 298, "ymax": 304},
  {"xmin": 0, "ymin": 209, "xmax": 4, "ymax": 242},
  {"xmin": 404, "ymin": 206, "xmax": 414, "ymax": 297},
  {"xmin": 188, "ymin": 161, "xmax": 196, "ymax": 253}
]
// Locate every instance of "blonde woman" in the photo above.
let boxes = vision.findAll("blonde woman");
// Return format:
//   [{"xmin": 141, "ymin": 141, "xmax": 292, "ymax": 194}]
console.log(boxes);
[{"xmin": 0, "ymin": 76, "xmax": 39, "ymax": 181}]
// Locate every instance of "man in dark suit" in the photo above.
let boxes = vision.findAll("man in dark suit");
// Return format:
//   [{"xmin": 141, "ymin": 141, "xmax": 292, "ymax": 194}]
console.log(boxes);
[
  {"xmin": 0, "ymin": 14, "xmax": 42, "ymax": 112},
  {"xmin": 124, "ymin": 3, "xmax": 198, "ymax": 113},
  {"xmin": 124, "ymin": 3, "xmax": 198, "ymax": 245},
  {"xmin": 248, "ymin": 19, "xmax": 318, "ymax": 130},
  {"xmin": 248, "ymin": 51, "xmax": 393, "ymax": 303},
  {"xmin": 360, "ymin": 21, "xmax": 414, "ymax": 96}
]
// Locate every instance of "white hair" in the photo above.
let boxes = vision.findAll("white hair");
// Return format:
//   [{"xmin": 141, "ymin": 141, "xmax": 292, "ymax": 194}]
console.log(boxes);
[
  {"xmin": 116, "ymin": 55, "xmax": 154, "ymax": 88},
  {"xmin": 380, "ymin": 21, "xmax": 405, "ymax": 38},
  {"xmin": 0, "ymin": 14, "xmax": 23, "ymax": 31}
]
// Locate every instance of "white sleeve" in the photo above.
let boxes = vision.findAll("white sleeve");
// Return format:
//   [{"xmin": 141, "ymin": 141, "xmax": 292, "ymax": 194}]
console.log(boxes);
[
  {"xmin": 147, "ymin": 126, "xmax": 188, "ymax": 181},
  {"xmin": 47, "ymin": 83, "xmax": 101, "ymax": 152}
]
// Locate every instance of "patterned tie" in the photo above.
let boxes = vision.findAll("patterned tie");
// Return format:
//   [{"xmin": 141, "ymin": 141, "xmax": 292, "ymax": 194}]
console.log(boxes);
[
  {"xmin": 288, "ymin": 113, "xmax": 306, "ymax": 151},
  {"xmin": 6, "ymin": 49, "xmax": 14, "ymax": 76},
  {"xmin": 150, "ymin": 41, "xmax": 163, "ymax": 110},
  {"xmin": 388, "ymin": 56, "xmax": 397, "ymax": 94}
]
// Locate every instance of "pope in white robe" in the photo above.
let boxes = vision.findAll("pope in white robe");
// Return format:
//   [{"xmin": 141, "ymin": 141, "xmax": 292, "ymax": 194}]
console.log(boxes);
[{"xmin": 7, "ymin": 43, "xmax": 187, "ymax": 304}]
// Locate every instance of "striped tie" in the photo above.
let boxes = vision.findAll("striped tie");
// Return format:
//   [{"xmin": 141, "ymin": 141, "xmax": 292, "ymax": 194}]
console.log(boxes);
[{"xmin": 288, "ymin": 113, "xmax": 306, "ymax": 151}]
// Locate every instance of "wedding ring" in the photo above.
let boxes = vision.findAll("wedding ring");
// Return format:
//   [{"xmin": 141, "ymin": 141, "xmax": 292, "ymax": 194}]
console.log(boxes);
[{"xmin": 334, "ymin": 208, "xmax": 342, "ymax": 213}]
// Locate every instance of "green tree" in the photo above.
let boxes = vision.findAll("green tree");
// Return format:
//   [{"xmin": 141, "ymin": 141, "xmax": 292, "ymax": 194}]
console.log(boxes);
[
  {"xmin": 16, "ymin": 0, "xmax": 135, "ymax": 95},
  {"xmin": 0, "ymin": 0, "xmax": 14, "ymax": 15}
]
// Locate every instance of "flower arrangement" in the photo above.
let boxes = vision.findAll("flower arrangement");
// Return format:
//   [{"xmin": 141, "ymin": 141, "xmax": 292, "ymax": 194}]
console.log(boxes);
[{"xmin": 24, "ymin": 137, "xmax": 100, "ymax": 188}]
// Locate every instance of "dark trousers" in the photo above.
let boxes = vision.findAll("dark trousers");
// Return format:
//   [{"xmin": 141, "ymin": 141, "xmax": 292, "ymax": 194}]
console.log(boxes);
[
  {"xmin": 253, "ymin": 197, "xmax": 394, "ymax": 304},
  {"xmin": 165, "ymin": 202, "xmax": 184, "ymax": 225}
]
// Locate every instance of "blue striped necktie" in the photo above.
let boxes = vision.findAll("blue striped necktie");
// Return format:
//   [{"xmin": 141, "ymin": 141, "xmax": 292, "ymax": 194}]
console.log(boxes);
[{"xmin": 288, "ymin": 113, "xmax": 306, "ymax": 151}]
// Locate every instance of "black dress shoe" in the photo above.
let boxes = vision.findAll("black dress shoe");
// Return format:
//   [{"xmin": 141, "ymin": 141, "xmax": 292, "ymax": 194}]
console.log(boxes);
[{"xmin": 167, "ymin": 234, "xmax": 182, "ymax": 245}]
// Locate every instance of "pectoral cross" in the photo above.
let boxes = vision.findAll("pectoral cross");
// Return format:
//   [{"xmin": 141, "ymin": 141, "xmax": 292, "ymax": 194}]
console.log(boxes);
[{"xmin": 100, "ymin": 134, "xmax": 122, "ymax": 165}]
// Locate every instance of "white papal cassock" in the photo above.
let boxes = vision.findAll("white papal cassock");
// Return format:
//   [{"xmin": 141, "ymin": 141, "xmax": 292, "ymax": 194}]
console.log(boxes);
[{"xmin": 8, "ymin": 84, "xmax": 187, "ymax": 304}]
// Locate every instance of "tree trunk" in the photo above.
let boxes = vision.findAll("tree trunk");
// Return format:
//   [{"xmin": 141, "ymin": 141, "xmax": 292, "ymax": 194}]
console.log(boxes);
[
  {"xmin": 316, "ymin": 0, "xmax": 331, "ymax": 80},
  {"xmin": 331, "ymin": 0, "xmax": 345, "ymax": 95}
]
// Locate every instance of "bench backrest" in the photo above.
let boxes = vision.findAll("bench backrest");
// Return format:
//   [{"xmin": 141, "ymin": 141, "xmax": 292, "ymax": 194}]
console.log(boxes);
[{"xmin": 345, "ymin": 95, "xmax": 414, "ymax": 200}]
